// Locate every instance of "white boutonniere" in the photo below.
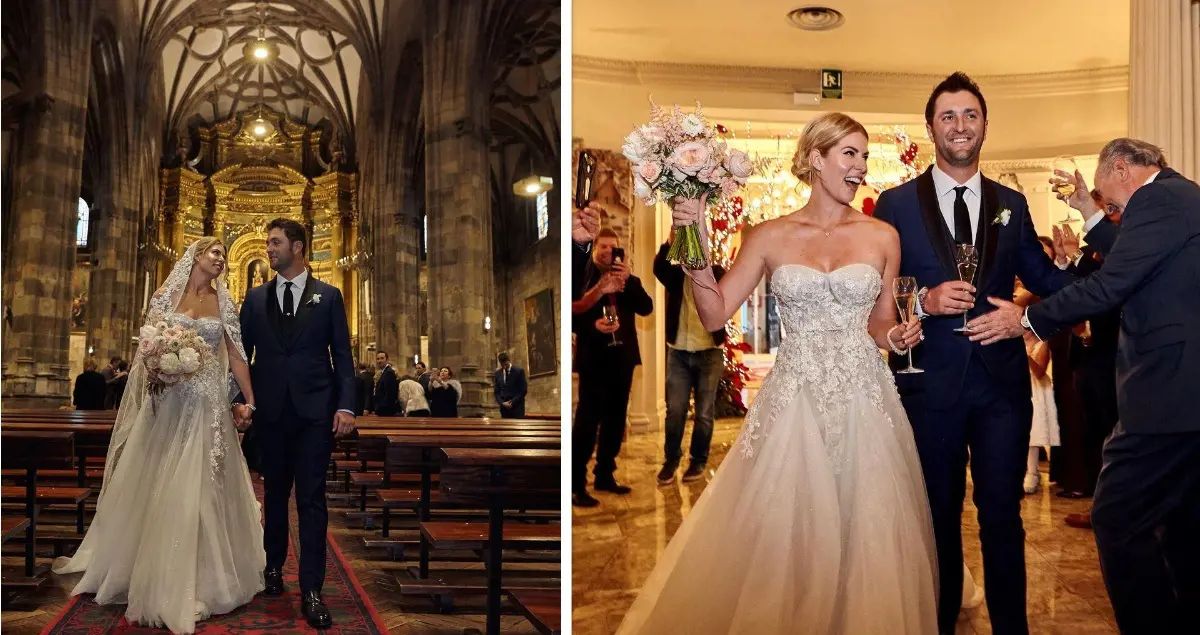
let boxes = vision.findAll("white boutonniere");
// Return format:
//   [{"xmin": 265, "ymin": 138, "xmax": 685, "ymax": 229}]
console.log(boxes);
[
  {"xmin": 309, "ymin": 293, "xmax": 322, "ymax": 305},
  {"xmin": 993, "ymin": 208, "xmax": 1012, "ymax": 226}
]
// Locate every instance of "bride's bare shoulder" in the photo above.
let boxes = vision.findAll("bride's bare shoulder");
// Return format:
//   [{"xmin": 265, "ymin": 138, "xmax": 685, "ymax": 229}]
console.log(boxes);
[{"xmin": 850, "ymin": 212, "xmax": 899, "ymax": 245}]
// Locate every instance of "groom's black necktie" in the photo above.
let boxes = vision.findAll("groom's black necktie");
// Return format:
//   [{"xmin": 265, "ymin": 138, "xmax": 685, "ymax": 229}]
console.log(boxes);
[
  {"xmin": 282, "ymin": 281, "xmax": 295, "ymax": 318},
  {"xmin": 953, "ymin": 186, "xmax": 973, "ymax": 245}
]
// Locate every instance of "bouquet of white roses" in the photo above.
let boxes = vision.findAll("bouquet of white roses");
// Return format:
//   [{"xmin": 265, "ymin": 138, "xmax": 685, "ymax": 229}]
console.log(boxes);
[
  {"xmin": 623, "ymin": 101, "xmax": 758, "ymax": 268},
  {"xmin": 138, "ymin": 310, "xmax": 213, "ymax": 393}
]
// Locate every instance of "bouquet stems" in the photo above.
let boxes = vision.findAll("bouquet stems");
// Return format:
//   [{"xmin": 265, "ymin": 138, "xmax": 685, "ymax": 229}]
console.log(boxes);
[{"xmin": 667, "ymin": 222, "xmax": 707, "ymax": 270}]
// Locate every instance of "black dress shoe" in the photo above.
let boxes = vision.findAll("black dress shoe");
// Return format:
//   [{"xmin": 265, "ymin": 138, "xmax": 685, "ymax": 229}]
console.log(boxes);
[
  {"xmin": 301, "ymin": 590, "xmax": 332, "ymax": 628},
  {"xmin": 263, "ymin": 568, "xmax": 284, "ymax": 596},
  {"xmin": 594, "ymin": 479, "xmax": 632, "ymax": 495},
  {"xmin": 572, "ymin": 490, "xmax": 600, "ymax": 507}
]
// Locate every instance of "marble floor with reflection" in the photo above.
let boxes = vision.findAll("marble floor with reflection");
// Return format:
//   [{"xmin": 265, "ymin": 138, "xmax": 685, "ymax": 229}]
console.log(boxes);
[{"xmin": 572, "ymin": 417, "xmax": 1118, "ymax": 635}]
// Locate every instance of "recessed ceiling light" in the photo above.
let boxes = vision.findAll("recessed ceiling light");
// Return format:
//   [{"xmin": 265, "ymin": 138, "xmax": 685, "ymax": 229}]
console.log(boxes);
[{"xmin": 787, "ymin": 6, "xmax": 845, "ymax": 31}]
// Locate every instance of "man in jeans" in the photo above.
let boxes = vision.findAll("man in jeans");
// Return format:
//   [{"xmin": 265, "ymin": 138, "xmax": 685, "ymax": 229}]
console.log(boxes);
[{"xmin": 653, "ymin": 237, "xmax": 726, "ymax": 484}]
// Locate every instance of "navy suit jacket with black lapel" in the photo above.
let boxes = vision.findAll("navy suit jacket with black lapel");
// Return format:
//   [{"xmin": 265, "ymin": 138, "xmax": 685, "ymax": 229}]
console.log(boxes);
[
  {"xmin": 873, "ymin": 167, "xmax": 1075, "ymax": 410},
  {"xmin": 239, "ymin": 273, "xmax": 356, "ymax": 422}
]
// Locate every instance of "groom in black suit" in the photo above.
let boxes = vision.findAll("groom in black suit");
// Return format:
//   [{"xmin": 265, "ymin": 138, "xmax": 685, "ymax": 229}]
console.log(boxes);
[
  {"xmin": 874, "ymin": 73, "xmax": 1075, "ymax": 635},
  {"xmin": 238, "ymin": 218, "xmax": 356, "ymax": 628},
  {"xmin": 969, "ymin": 139, "xmax": 1200, "ymax": 634}
]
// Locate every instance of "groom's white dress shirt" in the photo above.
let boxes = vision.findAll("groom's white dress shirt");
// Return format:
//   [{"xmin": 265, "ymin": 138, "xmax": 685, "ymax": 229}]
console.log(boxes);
[
  {"xmin": 274, "ymin": 269, "xmax": 309, "ymax": 315},
  {"xmin": 271, "ymin": 268, "xmax": 353, "ymax": 416}
]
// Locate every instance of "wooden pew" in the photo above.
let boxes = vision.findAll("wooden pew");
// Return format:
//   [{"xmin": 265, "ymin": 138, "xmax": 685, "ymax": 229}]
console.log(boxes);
[
  {"xmin": 1, "ymin": 422, "xmax": 112, "ymax": 535},
  {"xmin": 507, "ymin": 589, "xmax": 561, "ymax": 635},
  {"xmin": 1, "ymin": 431, "xmax": 78, "ymax": 589},
  {"xmin": 410, "ymin": 448, "xmax": 560, "ymax": 635}
]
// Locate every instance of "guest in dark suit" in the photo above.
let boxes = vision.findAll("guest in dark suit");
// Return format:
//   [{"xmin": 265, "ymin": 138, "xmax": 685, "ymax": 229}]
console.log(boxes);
[
  {"xmin": 493, "ymin": 352, "xmax": 527, "ymax": 418},
  {"xmin": 971, "ymin": 138, "xmax": 1200, "ymax": 634},
  {"xmin": 571, "ymin": 228, "xmax": 653, "ymax": 508},
  {"xmin": 73, "ymin": 359, "xmax": 107, "ymax": 410},
  {"xmin": 371, "ymin": 351, "xmax": 401, "ymax": 416},
  {"xmin": 110, "ymin": 360, "xmax": 129, "ymax": 409},
  {"xmin": 414, "ymin": 361, "xmax": 433, "ymax": 396},
  {"xmin": 874, "ymin": 73, "xmax": 1076, "ymax": 635},
  {"xmin": 354, "ymin": 363, "xmax": 374, "ymax": 415}
]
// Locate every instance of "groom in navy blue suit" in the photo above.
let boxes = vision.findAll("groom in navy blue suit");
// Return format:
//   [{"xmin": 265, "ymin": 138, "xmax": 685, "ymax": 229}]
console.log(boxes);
[
  {"xmin": 238, "ymin": 218, "xmax": 356, "ymax": 628},
  {"xmin": 874, "ymin": 73, "xmax": 1074, "ymax": 635}
]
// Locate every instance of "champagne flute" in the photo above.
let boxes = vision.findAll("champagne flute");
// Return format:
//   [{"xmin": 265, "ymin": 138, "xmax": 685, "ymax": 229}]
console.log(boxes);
[
  {"xmin": 892, "ymin": 276, "xmax": 923, "ymax": 374},
  {"xmin": 954, "ymin": 244, "xmax": 978, "ymax": 333},
  {"xmin": 1052, "ymin": 156, "xmax": 1079, "ymax": 222},
  {"xmin": 602, "ymin": 302, "xmax": 622, "ymax": 347}
]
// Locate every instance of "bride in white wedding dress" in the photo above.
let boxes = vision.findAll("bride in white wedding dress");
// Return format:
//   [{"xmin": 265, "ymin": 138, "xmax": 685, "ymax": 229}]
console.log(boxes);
[
  {"xmin": 54, "ymin": 237, "xmax": 265, "ymax": 634},
  {"xmin": 615, "ymin": 113, "xmax": 939, "ymax": 634}
]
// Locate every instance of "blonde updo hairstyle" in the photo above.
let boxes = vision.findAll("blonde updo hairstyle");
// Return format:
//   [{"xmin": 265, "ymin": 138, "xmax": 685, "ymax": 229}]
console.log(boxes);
[
  {"xmin": 192, "ymin": 236, "xmax": 224, "ymax": 263},
  {"xmin": 790, "ymin": 112, "xmax": 870, "ymax": 185}
]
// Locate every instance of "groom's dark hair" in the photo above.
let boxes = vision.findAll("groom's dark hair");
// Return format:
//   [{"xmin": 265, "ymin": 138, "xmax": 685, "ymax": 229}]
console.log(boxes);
[
  {"xmin": 925, "ymin": 72, "xmax": 987, "ymax": 125},
  {"xmin": 266, "ymin": 217, "xmax": 307, "ymax": 254}
]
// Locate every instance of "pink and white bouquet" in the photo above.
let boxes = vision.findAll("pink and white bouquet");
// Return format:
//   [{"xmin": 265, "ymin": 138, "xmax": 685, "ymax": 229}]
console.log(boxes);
[
  {"xmin": 623, "ymin": 101, "xmax": 759, "ymax": 268},
  {"xmin": 138, "ymin": 310, "xmax": 213, "ymax": 393}
]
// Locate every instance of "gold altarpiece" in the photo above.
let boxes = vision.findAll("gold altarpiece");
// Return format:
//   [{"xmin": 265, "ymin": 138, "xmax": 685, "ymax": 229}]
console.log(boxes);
[{"xmin": 156, "ymin": 106, "xmax": 359, "ymax": 340}]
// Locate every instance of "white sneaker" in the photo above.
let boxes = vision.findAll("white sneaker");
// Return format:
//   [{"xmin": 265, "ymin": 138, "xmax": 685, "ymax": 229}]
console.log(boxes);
[{"xmin": 1023, "ymin": 472, "xmax": 1040, "ymax": 494}]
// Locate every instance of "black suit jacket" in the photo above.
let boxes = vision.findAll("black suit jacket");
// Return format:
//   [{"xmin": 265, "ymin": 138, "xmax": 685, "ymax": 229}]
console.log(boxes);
[
  {"xmin": 874, "ymin": 168, "xmax": 1075, "ymax": 409},
  {"xmin": 73, "ymin": 370, "xmax": 107, "ymax": 410},
  {"xmin": 373, "ymin": 366, "xmax": 401, "ymax": 416},
  {"xmin": 239, "ymin": 274, "xmax": 356, "ymax": 422},
  {"xmin": 653, "ymin": 242, "xmax": 727, "ymax": 347},
  {"xmin": 572, "ymin": 273, "xmax": 654, "ymax": 369},
  {"xmin": 493, "ymin": 366, "xmax": 527, "ymax": 410},
  {"xmin": 1028, "ymin": 168, "xmax": 1200, "ymax": 434}
]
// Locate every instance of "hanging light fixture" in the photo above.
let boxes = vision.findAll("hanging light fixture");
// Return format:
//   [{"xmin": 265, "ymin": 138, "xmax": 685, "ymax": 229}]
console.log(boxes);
[{"xmin": 513, "ymin": 174, "xmax": 554, "ymax": 196}]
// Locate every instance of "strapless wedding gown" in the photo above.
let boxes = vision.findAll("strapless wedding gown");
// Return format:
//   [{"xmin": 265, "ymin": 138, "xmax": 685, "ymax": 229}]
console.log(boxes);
[
  {"xmin": 615, "ymin": 264, "xmax": 938, "ymax": 634},
  {"xmin": 54, "ymin": 314, "xmax": 265, "ymax": 634}
]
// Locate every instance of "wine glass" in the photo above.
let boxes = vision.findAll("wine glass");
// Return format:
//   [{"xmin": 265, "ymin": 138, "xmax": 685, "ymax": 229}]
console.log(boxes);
[
  {"xmin": 602, "ymin": 303, "xmax": 622, "ymax": 347},
  {"xmin": 1051, "ymin": 156, "xmax": 1079, "ymax": 222},
  {"xmin": 892, "ymin": 276, "xmax": 923, "ymax": 374},
  {"xmin": 954, "ymin": 244, "xmax": 978, "ymax": 333}
]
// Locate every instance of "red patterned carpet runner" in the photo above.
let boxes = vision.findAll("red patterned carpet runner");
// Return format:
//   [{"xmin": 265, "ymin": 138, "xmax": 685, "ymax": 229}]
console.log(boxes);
[{"xmin": 40, "ymin": 482, "xmax": 385, "ymax": 634}]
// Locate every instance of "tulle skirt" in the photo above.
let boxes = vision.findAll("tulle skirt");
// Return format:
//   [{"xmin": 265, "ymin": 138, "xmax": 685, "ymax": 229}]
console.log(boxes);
[
  {"xmin": 53, "ymin": 377, "xmax": 265, "ymax": 633},
  {"xmin": 615, "ymin": 363, "xmax": 938, "ymax": 634}
]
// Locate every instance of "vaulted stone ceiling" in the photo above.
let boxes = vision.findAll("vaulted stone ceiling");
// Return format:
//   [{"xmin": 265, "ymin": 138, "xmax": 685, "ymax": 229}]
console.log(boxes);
[{"xmin": 142, "ymin": 0, "xmax": 383, "ymax": 141}]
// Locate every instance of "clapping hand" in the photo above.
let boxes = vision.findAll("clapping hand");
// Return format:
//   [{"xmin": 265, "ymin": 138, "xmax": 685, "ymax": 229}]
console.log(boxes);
[
  {"xmin": 1051, "ymin": 224, "xmax": 1081, "ymax": 265},
  {"xmin": 1050, "ymin": 169, "xmax": 1101, "ymax": 220},
  {"xmin": 573, "ymin": 203, "xmax": 602, "ymax": 245}
]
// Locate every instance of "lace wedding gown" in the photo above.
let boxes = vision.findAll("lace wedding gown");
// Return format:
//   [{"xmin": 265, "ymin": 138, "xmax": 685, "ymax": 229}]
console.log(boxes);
[
  {"xmin": 53, "ymin": 310, "xmax": 265, "ymax": 633},
  {"xmin": 616, "ymin": 264, "xmax": 938, "ymax": 635}
]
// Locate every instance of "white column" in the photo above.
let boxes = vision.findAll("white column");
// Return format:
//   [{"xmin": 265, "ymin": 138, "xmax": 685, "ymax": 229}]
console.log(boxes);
[
  {"xmin": 627, "ymin": 199, "xmax": 667, "ymax": 435},
  {"xmin": 1129, "ymin": 0, "xmax": 1200, "ymax": 179}
]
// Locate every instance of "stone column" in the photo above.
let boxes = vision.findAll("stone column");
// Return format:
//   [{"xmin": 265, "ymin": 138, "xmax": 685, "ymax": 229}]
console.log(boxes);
[
  {"xmin": 86, "ymin": 173, "xmax": 141, "ymax": 363},
  {"xmin": 1, "ymin": 1, "xmax": 96, "ymax": 407},
  {"xmin": 423, "ymin": 0, "xmax": 497, "ymax": 416},
  {"xmin": 1129, "ymin": 0, "xmax": 1200, "ymax": 179}
]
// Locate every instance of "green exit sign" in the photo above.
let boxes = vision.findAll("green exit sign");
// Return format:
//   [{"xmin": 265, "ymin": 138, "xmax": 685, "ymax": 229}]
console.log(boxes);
[{"xmin": 822, "ymin": 69, "xmax": 843, "ymax": 99}]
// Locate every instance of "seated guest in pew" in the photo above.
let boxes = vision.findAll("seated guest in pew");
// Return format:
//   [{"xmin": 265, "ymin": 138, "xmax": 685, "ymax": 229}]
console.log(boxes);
[
  {"xmin": 399, "ymin": 374, "xmax": 431, "ymax": 417},
  {"xmin": 73, "ymin": 358, "xmax": 108, "ymax": 410},
  {"xmin": 372, "ymin": 350, "xmax": 401, "ymax": 416},
  {"xmin": 430, "ymin": 367, "xmax": 461, "ymax": 417},
  {"xmin": 493, "ymin": 352, "xmax": 527, "ymax": 418}
]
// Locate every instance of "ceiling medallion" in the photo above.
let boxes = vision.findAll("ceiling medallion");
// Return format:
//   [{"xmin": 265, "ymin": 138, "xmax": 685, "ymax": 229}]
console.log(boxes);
[{"xmin": 786, "ymin": 6, "xmax": 846, "ymax": 31}]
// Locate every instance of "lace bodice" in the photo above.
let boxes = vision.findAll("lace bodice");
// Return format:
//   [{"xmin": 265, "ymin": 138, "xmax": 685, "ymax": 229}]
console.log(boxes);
[
  {"xmin": 739, "ymin": 263, "xmax": 896, "ymax": 468},
  {"xmin": 173, "ymin": 314, "xmax": 225, "ymax": 350}
]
